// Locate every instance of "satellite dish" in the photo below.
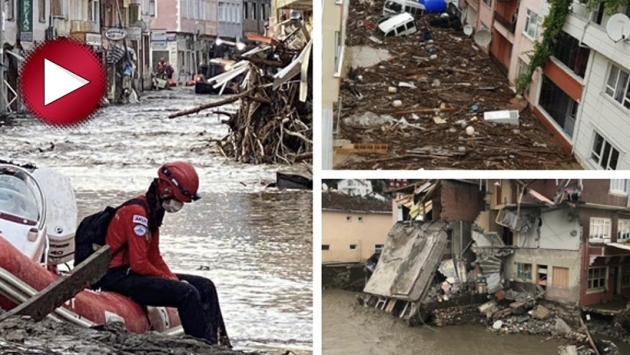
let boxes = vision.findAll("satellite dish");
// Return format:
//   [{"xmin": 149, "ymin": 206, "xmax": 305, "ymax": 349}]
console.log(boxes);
[
  {"xmin": 473, "ymin": 29, "xmax": 492, "ymax": 47},
  {"xmin": 463, "ymin": 25, "xmax": 473, "ymax": 36},
  {"xmin": 606, "ymin": 14, "xmax": 630, "ymax": 43}
]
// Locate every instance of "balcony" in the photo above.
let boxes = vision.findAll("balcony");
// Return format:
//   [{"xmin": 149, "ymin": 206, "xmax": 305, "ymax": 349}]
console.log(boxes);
[{"xmin": 493, "ymin": 12, "xmax": 516, "ymax": 33}]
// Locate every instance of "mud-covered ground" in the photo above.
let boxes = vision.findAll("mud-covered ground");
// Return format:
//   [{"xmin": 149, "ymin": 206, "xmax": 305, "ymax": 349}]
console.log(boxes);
[{"xmin": 0, "ymin": 313, "xmax": 265, "ymax": 355}]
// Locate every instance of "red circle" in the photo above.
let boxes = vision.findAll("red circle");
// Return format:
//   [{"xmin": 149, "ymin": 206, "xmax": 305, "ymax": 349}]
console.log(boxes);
[{"xmin": 19, "ymin": 38, "xmax": 107, "ymax": 127}]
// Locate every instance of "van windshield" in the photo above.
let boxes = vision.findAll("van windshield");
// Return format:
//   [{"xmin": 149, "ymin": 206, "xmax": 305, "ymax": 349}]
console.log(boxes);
[{"xmin": 384, "ymin": 0, "xmax": 403, "ymax": 12}]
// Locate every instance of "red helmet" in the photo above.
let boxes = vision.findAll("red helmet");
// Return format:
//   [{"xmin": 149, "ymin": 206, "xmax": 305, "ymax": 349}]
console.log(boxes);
[{"xmin": 157, "ymin": 161, "xmax": 200, "ymax": 203}]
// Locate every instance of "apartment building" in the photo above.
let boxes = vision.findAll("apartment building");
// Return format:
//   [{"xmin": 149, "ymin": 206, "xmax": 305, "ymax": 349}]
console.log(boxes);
[
  {"xmin": 467, "ymin": 0, "xmax": 630, "ymax": 170},
  {"xmin": 243, "ymin": 0, "xmax": 271, "ymax": 37},
  {"xmin": 479, "ymin": 179, "xmax": 630, "ymax": 306},
  {"xmin": 337, "ymin": 179, "xmax": 373, "ymax": 196},
  {"xmin": 151, "ymin": 0, "xmax": 218, "ymax": 84},
  {"xmin": 321, "ymin": 0, "xmax": 350, "ymax": 170}
]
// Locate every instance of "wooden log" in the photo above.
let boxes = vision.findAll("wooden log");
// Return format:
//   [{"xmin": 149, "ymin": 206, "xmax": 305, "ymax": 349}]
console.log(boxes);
[
  {"xmin": 392, "ymin": 107, "xmax": 458, "ymax": 116},
  {"xmin": 579, "ymin": 317, "xmax": 601, "ymax": 355},
  {"xmin": 0, "ymin": 246, "xmax": 112, "ymax": 323},
  {"xmin": 168, "ymin": 89, "xmax": 254, "ymax": 119}
]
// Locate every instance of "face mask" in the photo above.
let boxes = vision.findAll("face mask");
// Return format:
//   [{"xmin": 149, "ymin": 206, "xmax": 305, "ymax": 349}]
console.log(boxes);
[{"xmin": 162, "ymin": 199, "xmax": 184, "ymax": 213}]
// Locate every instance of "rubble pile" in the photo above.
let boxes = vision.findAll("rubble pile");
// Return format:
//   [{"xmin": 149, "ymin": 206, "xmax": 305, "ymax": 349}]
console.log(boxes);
[
  {"xmin": 431, "ymin": 304, "xmax": 484, "ymax": 327},
  {"xmin": 335, "ymin": 0, "xmax": 577, "ymax": 170},
  {"xmin": 171, "ymin": 20, "xmax": 313, "ymax": 166},
  {"xmin": 219, "ymin": 55, "xmax": 313, "ymax": 165},
  {"xmin": 0, "ymin": 315, "xmax": 261, "ymax": 355}
]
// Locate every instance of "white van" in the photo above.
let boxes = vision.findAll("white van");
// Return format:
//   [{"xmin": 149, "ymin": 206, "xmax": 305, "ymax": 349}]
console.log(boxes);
[
  {"xmin": 377, "ymin": 12, "xmax": 418, "ymax": 37},
  {"xmin": 383, "ymin": 0, "xmax": 425, "ymax": 18}
]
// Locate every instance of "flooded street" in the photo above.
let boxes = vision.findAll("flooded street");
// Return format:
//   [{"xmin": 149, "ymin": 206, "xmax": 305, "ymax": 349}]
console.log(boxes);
[
  {"xmin": 324, "ymin": 289, "xmax": 581, "ymax": 355},
  {"xmin": 0, "ymin": 88, "xmax": 313, "ymax": 353}
]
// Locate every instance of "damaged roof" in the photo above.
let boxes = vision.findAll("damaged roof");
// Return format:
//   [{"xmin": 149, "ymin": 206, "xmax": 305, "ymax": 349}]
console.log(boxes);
[{"xmin": 322, "ymin": 192, "xmax": 391, "ymax": 214}]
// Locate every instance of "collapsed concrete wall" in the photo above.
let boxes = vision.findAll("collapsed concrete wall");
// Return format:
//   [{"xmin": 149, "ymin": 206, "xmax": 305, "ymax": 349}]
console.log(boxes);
[{"xmin": 322, "ymin": 264, "xmax": 366, "ymax": 291}]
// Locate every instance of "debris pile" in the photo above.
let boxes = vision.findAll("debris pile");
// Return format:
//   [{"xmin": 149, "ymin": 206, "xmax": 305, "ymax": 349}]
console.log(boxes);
[
  {"xmin": 431, "ymin": 304, "xmax": 484, "ymax": 326},
  {"xmin": 334, "ymin": 0, "xmax": 577, "ymax": 170},
  {"xmin": 170, "ymin": 18, "xmax": 313, "ymax": 165},
  {"xmin": 0, "ymin": 315, "xmax": 261, "ymax": 355}
]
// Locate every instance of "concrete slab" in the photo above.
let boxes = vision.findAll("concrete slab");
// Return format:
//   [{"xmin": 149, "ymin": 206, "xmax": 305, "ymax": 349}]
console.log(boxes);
[{"xmin": 363, "ymin": 221, "xmax": 450, "ymax": 302}]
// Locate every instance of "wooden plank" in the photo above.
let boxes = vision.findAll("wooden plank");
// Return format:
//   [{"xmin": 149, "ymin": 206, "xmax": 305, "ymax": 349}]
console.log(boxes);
[
  {"xmin": 0, "ymin": 245, "xmax": 112, "ymax": 322},
  {"xmin": 334, "ymin": 143, "xmax": 388, "ymax": 155}
]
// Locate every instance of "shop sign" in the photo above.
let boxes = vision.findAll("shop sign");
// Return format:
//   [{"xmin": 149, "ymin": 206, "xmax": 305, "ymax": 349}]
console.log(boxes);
[
  {"xmin": 86, "ymin": 33, "xmax": 102, "ymax": 46},
  {"xmin": 105, "ymin": 28, "xmax": 127, "ymax": 41}
]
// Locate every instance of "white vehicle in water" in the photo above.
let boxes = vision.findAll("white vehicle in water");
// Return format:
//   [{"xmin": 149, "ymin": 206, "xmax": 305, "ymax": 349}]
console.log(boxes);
[
  {"xmin": 383, "ymin": 0, "xmax": 425, "ymax": 18},
  {"xmin": 377, "ymin": 12, "xmax": 419, "ymax": 37},
  {"xmin": 0, "ymin": 163, "xmax": 77, "ymax": 265}
]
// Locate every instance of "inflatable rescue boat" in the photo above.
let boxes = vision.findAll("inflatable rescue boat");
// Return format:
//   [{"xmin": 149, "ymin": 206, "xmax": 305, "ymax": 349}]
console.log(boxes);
[{"xmin": 0, "ymin": 162, "xmax": 182, "ymax": 334}]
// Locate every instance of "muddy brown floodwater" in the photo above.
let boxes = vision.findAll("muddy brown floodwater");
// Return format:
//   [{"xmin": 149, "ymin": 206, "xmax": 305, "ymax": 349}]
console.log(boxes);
[
  {"xmin": 0, "ymin": 88, "xmax": 313, "ymax": 354},
  {"xmin": 323, "ymin": 289, "xmax": 564, "ymax": 355}
]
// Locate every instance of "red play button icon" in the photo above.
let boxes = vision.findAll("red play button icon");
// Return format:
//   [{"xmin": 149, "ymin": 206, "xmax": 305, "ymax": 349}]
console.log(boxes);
[{"xmin": 19, "ymin": 38, "xmax": 107, "ymax": 127}]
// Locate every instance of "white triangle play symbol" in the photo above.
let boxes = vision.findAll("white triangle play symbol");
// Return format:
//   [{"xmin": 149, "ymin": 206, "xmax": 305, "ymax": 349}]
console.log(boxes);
[{"xmin": 44, "ymin": 59, "xmax": 90, "ymax": 106}]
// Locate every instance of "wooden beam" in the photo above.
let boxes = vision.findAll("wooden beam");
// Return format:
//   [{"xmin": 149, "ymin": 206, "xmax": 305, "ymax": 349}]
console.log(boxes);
[{"xmin": 0, "ymin": 245, "xmax": 112, "ymax": 322}]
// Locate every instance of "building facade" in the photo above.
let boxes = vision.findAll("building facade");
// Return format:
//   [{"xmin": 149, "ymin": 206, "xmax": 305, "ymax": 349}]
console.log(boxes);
[
  {"xmin": 151, "ymin": 0, "xmax": 218, "ymax": 84},
  {"xmin": 468, "ymin": 0, "xmax": 630, "ymax": 170},
  {"xmin": 321, "ymin": 0, "xmax": 350, "ymax": 170},
  {"xmin": 337, "ymin": 179, "xmax": 373, "ymax": 196},
  {"xmin": 322, "ymin": 192, "xmax": 393, "ymax": 264}
]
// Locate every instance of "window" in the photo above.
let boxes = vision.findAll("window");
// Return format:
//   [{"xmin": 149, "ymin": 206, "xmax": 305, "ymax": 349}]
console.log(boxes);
[
  {"xmin": 552, "ymin": 267, "xmax": 569, "ymax": 288},
  {"xmin": 523, "ymin": 9, "xmax": 540, "ymax": 40},
  {"xmin": 87, "ymin": 0, "xmax": 99, "ymax": 22},
  {"xmin": 252, "ymin": 3, "xmax": 257, "ymax": 20},
  {"xmin": 38, "ymin": 0, "xmax": 45, "ymax": 22},
  {"xmin": 334, "ymin": 31, "xmax": 342, "ymax": 75},
  {"xmin": 358, "ymin": 217, "xmax": 364, "ymax": 223},
  {"xmin": 4, "ymin": 0, "xmax": 14, "ymax": 20},
  {"xmin": 591, "ymin": 132, "xmax": 620, "ymax": 170},
  {"xmin": 619, "ymin": 219, "xmax": 630, "ymax": 242},
  {"xmin": 375, "ymin": 244, "xmax": 384, "ymax": 253},
  {"xmin": 322, "ymin": 245, "xmax": 330, "ymax": 250},
  {"xmin": 611, "ymin": 179, "xmax": 628, "ymax": 194},
  {"xmin": 483, "ymin": 0, "xmax": 492, "ymax": 7},
  {"xmin": 590, "ymin": 217, "xmax": 612, "ymax": 241},
  {"xmin": 51, "ymin": 0, "xmax": 65, "ymax": 18},
  {"xmin": 587, "ymin": 267, "xmax": 607, "ymax": 292},
  {"xmin": 149, "ymin": 0, "xmax": 155, "ymax": 16},
  {"xmin": 243, "ymin": 2, "xmax": 248, "ymax": 19},
  {"xmin": 128, "ymin": 4, "xmax": 139, "ymax": 23},
  {"xmin": 262, "ymin": 4, "xmax": 267, "ymax": 20},
  {"xmin": 539, "ymin": 75, "xmax": 578, "ymax": 138},
  {"xmin": 346, "ymin": 216, "xmax": 351, "ymax": 222},
  {"xmin": 516, "ymin": 262, "xmax": 532, "ymax": 280},
  {"xmin": 622, "ymin": 264, "xmax": 630, "ymax": 286},
  {"xmin": 350, "ymin": 244, "xmax": 357, "ymax": 250},
  {"xmin": 552, "ymin": 31, "xmax": 590, "ymax": 78},
  {"xmin": 605, "ymin": 64, "xmax": 630, "ymax": 109}
]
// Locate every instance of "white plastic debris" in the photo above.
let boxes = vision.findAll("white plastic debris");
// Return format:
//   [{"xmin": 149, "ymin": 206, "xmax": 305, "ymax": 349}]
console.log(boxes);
[
  {"xmin": 388, "ymin": 86, "xmax": 398, "ymax": 93},
  {"xmin": 466, "ymin": 126, "xmax": 475, "ymax": 136},
  {"xmin": 392, "ymin": 100, "xmax": 403, "ymax": 108},
  {"xmin": 493, "ymin": 320, "xmax": 503, "ymax": 329}
]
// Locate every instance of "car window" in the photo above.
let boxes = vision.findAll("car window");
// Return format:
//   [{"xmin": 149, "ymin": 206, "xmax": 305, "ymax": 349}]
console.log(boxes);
[
  {"xmin": 395, "ymin": 24, "xmax": 406, "ymax": 34},
  {"xmin": 386, "ymin": 29, "xmax": 396, "ymax": 37}
]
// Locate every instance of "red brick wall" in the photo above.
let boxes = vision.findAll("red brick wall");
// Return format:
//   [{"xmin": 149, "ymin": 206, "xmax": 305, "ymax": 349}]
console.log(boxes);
[
  {"xmin": 518, "ymin": 180, "xmax": 628, "ymax": 207},
  {"xmin": 440, "ymin": 181, "xmax": 485, "ymax": 222}
]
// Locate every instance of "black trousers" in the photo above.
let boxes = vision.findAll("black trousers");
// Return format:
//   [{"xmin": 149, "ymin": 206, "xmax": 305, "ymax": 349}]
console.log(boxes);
[{"xmin": 99, "ymin": 267, "xmax": 229, "ymax": 345}]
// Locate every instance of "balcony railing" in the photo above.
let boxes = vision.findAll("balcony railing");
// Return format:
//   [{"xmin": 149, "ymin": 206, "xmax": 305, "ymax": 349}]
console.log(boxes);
[{"xmin": 493, "ymin": 12, "xmax": 516, "ymax": 33}]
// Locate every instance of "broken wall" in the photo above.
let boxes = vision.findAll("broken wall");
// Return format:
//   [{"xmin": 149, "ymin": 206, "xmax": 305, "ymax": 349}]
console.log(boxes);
[
  {"xmin": 514, "ymin": 208, "xmax": 581, "ymax": 250},
  {"xmin": 363, "ymin": 221, "xmax": 450, "ymax": 302},
  {"xmin": 487, "ymin": 179, "xmax": 517, "ymax": 209},
  {"xmin": 322, "ymin": 264, "xmax": 366, "ymax": 290},
  {"xmin": 475, "ymin": 210, "xmax": 502, "ymax": 235},
  {"xmin": 440, "ymin": 181, "xmax": 485, "ymax": 222},
  {"xmin": 506, "ymin": 248, "xmax": 581, "ymax": 304}
]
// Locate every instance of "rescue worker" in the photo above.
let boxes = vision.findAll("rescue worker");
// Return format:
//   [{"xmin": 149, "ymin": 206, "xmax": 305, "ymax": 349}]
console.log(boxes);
[{"xmin": 98, "ymin": 161, "xmax": 231, "ymax": 347}]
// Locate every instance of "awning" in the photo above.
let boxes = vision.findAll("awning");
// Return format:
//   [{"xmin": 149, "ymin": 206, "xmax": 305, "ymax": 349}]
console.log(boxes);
[{"xmin": 606, "ymin": 242, "xmax": 630, "ymax": 251}]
